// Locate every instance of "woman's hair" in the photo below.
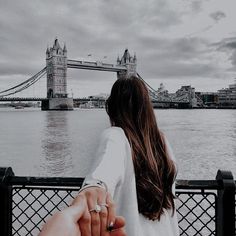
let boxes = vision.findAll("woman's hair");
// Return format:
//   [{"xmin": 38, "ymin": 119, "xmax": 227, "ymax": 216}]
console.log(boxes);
[{"xmin": 106, "ymin": 76, "xmax": 176, "ymax": 220}]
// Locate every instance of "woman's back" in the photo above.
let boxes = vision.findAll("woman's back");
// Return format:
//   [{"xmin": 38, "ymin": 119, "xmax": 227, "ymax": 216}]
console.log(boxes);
[
  {"xmin": 87, "ymin": 127, "xmax": 179, "ymax": 236},
  {"xmin": 82, "ymin": 76, "xmax": 179, "ymax": 235}
]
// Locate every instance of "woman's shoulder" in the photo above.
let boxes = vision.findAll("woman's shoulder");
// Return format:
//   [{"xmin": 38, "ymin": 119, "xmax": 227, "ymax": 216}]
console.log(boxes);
[
  {"xmin": 99, "ymin": 126, "xmax": 131, "ymax": 153},
  {"xmin": 101, "ymin": 126, "xmax": 126, "ymax": 141}
]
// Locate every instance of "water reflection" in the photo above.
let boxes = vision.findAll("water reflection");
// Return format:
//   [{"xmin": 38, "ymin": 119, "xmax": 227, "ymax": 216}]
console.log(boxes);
[{"xmin": 41, "ymin": 111, "xmax": 73, "ymax": 176}]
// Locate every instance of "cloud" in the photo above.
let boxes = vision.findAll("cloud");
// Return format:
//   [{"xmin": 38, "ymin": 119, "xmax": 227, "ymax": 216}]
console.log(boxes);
[
  {"xmin": 135, "ymin": 36, "xmax": 219, "ymax": 78},
  {"xmin": 181, "ymin": 0, "xmax": 210, "ymax": 14},
  {"xmin": 142, "ymin": 59, "xmax": 217, "ymax": 78},
  {"xmin": 0, "ymin": 0, "xmax": 235, "ymax": 96},
  {"xmin": 224, "ymin": 41, "xmax": 236, "ymax": 49},
  {"xmin": 187, "ymin": 9, "xmax": 226, "ymax": 37},
  {"xmin": 191, "ymin": 1, "xmax": 202, "ymax": 13},
  {"xmin": 211, "ymin": 37, "xmax": 236, "ymax": 70},
  {"xmin": 209, "ymin": 11, "xmax": 226, "ymax": 22},
  {"xmin": 98, "ymin": 0, "xmax": 183, "ymax": 30},
  {"xmin": 0, "ymin": 0, "xmax": 184, "ymax": 79}
]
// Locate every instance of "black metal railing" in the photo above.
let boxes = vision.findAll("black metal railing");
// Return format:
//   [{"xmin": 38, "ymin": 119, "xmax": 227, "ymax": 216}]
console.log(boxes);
[{"xmin": 0, "ymin": 167, "xmax": 235, "ymax": 236}]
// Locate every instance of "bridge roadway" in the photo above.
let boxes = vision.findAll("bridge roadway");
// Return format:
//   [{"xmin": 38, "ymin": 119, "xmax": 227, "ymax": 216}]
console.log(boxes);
[
  {"xmin": 0, "ymin": 97, "xmax": 106, "ymax": 102},
  {"xmin": 0, "ymin": 97, "xmax": 189, "ymax": 104},
  {"xmin": 0, "ymin": 97, "xmax": 101, "ymax": 102},
  {"xmin": 67, "ymin": 59, "xmax": 127, "ymax": 72}
]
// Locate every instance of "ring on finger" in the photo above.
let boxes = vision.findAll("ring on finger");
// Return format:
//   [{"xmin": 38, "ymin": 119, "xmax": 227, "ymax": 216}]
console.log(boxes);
[
  {"xmin": 89, "ymin": 204, "xmax": 102, "ymax": 213},
  {"xmin": 99, "ymin": 203, "xmax": 109, "ymax": 209}
]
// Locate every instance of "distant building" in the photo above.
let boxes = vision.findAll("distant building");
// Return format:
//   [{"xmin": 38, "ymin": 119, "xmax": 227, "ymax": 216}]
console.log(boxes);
[
  {"xmin": 152, "ymin": 83, "xmax": 170, "ymax": 108},
  {"xmin": 197, "ymin": 92, "xmax": 218, "ymax": 106},
  {"xmin": 89, "ymin": 93, "xmax": 109, "ymax": 100},
  {"xmin": 175, "ymin": 85, "xmax": 198, "ymax": 107},
  {"xmin": 80, "ymin": 94, "xmax": 108, "ymax": 108},
  {"xmin": 218, "ymin": 80, "xmax": 236, "ymax": 107},
  {"xmin": 157, "ymin": 83, "xmax": 168, "ymax": 96}
]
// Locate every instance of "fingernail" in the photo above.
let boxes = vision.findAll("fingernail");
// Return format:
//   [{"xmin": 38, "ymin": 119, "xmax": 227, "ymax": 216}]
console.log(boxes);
[{"xmin": 107, "ymin": 221, "xmax": 114, "ymax": 232}]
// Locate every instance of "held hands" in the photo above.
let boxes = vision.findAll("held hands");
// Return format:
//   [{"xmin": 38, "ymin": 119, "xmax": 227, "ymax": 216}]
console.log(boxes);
[
  {"xmin": 77, "ymin": 186, "xmax": 120, "ymax": 236},
  {"xmin": 40, "ymin": 188, "xmax": 126, "ymax": 236}
]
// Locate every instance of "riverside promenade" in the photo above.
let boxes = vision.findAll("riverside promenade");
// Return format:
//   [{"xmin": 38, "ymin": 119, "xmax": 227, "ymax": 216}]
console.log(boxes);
[{"xmin": 0, "ymin": 167, "xmax": 235, "ymax": 236}]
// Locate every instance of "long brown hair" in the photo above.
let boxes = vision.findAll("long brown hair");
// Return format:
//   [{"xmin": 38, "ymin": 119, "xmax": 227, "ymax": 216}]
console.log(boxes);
[{"xmin": 106, "ymin": 76, "xmax": 176, "ymax": 220}]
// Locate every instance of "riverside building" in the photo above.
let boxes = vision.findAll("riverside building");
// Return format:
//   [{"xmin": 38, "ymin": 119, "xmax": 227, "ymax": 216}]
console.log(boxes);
[
  {"xmin": 196, "ymin": 92, "xmax": 218, "ymax": 107},
  {"xmin": 218, "ymin": 80, "xmax": 236, "ymax": 107}
]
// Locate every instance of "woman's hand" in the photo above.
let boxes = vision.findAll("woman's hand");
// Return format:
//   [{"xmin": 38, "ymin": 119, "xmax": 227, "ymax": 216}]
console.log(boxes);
[
  {"xmin": 76, "ymin": 187, "xmax": 117, "ymax": 236},
  {"xmin": 39, "ymin": 193, "xmax": 126, "ymax": 236}
]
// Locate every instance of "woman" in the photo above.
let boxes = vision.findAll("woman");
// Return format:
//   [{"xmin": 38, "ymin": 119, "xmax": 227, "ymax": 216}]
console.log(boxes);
[{"xmin": 78, "ymin": 76, "xmax": 179, "ymax": 236}]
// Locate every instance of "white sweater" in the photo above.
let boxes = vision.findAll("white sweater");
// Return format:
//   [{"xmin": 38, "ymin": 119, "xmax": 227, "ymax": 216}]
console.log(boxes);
[{"xmin": 85, "ymin": 127, "xmax": 179, "ymax": 236}]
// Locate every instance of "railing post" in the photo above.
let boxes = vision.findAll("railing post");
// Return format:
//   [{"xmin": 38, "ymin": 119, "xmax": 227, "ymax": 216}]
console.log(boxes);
[
  {"xmin": 216, "ymin": 169, "xmax": 235, "ymax": 236},
  {"xmin": 0, "ymin": 167, "xmax": 14, "ymax": 236}
]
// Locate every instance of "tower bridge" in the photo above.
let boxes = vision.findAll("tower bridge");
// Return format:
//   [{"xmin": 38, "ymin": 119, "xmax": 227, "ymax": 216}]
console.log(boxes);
[{"xmin": 0, "ymin": 39, "xmax": 201, "ymax": 109}]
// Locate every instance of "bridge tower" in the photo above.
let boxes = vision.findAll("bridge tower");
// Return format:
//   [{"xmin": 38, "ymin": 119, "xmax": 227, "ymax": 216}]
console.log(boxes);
[
  {"xmin": 117, "ymin": 49, "xmax": 137, "ymax": 79},
  {"xmin": 42, "ymin": 38, "xmax": 73, "ymax": 110}
]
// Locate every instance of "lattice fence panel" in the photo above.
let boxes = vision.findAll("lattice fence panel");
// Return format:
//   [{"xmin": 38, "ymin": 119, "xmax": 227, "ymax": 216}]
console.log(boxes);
[
  {"xmin": 176, "ymin": 191, "xmax": 216, "ymax": 236},
  {"xmin": 11, "ymin": 187, "xmax": 220, "ymax": 236},
  {"xmin": 12, "ymin": 187, "xmax": 79, "ymax": 236}
]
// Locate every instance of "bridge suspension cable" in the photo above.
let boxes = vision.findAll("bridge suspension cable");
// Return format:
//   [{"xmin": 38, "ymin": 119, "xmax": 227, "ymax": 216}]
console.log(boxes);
[
  {"xmin": 137, "ymin": 73, "xmax": 160, "ymax": 101},
  {"xmin": 0, "ymin": 67, "xmax": 46, "ymax": 97}
]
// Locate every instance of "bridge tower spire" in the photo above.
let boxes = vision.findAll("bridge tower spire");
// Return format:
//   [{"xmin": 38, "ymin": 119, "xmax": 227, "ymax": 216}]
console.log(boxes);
[
  {"xmin": 46, "ymin": 38, "xmax": 68, "ymax": 98},
  {"xmin": 43, "ymin": 38, "xmax": 73, "ymax": 110},
  {"xmin": 116, "ymin": 49, "xmax": 137, "ymax": 79}
]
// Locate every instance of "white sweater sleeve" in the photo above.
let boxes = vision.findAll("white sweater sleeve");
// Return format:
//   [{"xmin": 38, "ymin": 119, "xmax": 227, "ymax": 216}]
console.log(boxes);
[{"xmin": 85, "ymin": 127, "xmax": 127, "ymax": 197}]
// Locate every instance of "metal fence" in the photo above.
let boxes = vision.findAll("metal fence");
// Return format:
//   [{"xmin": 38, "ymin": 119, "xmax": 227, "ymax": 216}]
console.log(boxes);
[
  {"xmin": 0, "ymin": 167, "xmax": 235, "ymax": 236},
  {"xmin": 176, "ymin": 191, "xmax": 216, "ymax": 235}
]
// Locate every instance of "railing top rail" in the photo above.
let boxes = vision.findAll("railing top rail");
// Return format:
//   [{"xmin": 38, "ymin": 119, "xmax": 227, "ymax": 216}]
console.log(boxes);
[
  {"xmin": 176, "ymin": 179, "xmax": 220, "ymax": 190},
  {"xmin": 1, "ymin": 167, "xmax": 235, "ymax": 190},
  {"xmin": 1, "ymin": 175, "xmax": 231, "ymax": 190},
  {"xmin": 1, "ymin": 176, "xmax": 84, "ymax": 187}
]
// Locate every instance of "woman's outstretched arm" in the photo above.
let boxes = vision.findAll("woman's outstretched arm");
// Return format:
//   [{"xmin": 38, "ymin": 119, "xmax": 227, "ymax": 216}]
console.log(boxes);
[{"xmin": 77, "ymin": 128, "xmax": 127, "ymax": 236}]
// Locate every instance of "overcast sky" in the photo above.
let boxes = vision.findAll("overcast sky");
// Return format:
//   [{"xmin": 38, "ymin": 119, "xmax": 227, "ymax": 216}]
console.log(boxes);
[{"xmin": 0, "ymin": 0, "xmax": 236, "ymax": 97}]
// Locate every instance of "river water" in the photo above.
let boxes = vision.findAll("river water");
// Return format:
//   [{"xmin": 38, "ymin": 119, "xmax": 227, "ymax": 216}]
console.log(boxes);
[{"xmin": 0, "ymin": 108, "xmax": 235, "ymax": 180}]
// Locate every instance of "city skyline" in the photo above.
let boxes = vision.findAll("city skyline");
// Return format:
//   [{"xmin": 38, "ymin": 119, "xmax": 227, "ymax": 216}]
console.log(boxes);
[{"xmin": 0, "ymin": 0, "xmax": 236, "ymax": 97}]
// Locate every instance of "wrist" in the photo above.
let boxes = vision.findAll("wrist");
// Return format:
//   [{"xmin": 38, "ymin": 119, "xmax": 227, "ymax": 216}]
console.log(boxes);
[{"xmin": 78, "ymin": 178, "xmax": 108, "ymax": 194}]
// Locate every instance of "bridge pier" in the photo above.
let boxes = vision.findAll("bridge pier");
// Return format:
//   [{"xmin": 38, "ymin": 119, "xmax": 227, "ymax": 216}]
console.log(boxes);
[{"xmin": 41, "ymin": 98, "xmax": 73, "ymax": 111}]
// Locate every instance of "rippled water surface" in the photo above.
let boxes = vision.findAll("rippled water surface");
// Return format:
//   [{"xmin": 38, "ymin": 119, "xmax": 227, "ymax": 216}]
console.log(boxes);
[{"xmin": 0, "ymin": 108, "xmax": 235, "ymax": 179}]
